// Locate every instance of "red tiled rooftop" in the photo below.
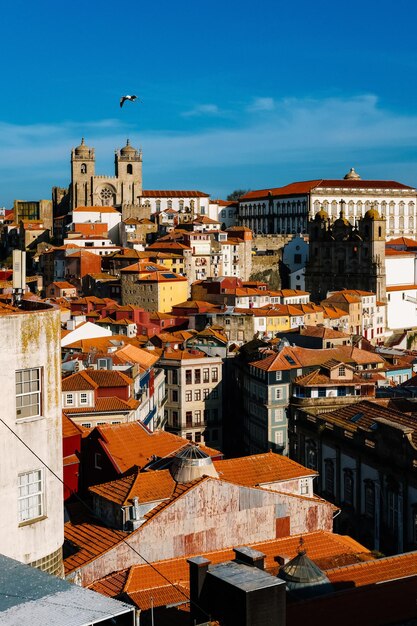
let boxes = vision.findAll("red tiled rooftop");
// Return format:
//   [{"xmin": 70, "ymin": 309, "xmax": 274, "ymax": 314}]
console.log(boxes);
[{"xmin": 214, "ymin": 451, "xmax": 317, "ymax": 484}]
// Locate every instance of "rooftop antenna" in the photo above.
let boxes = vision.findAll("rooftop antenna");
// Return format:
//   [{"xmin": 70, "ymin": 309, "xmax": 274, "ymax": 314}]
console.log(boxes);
[{"xmin": 12, "ymin": 248, "xmax": 26, "ymax": 306}]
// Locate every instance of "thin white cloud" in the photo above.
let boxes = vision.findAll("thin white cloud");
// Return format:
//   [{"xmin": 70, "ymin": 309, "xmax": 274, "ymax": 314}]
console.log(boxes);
[
  {"xmin": 247, "ymin": 97, "xmax": 275, "ymax": 112},
  {"xmin": 1, "ymin": 94, "xmax": 417, "ymax": 203},
  {"xmin": 182, "ymin": 103, "xmax": 221, "ymax": 117}
]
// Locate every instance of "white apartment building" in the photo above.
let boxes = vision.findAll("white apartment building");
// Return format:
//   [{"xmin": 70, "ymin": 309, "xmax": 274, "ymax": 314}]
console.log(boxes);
[
  {"xmin": 0, "ymin": 300, "xmax": 63, "ymax": 576},
  {"xmin": 159, "ymin": 349, "xmax": 223, "ymax": 449}
]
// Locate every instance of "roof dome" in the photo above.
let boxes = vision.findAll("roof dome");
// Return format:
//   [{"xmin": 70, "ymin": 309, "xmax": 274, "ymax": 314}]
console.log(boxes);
[
  {"xmin": 74, "ymin": 137, "xmax": 92, "ymax": 156},
  {"xmin": 364, "ymin": 207, "xmax": 381, "ymax": 220},
  {"xmin": 170, "ymin": 444, "xmax": 219, "ymax": 483},
  {"xmin": 344, "ymin": 167, "xmax": 361, "ymax": 180},
  {"xmin": 279, "ymin": 539, "xmax": 332, "ymax": 599},
  {"xmin": 334, "ymin": 210, "xmax": 351, "ymax": 227},
  {"xmin": 120, "ymin": 139, "xmax": 138, "ymax": 155},
  {"xmin": 315, "ymin": 207, "xmax": 328, "ymax": 221}
]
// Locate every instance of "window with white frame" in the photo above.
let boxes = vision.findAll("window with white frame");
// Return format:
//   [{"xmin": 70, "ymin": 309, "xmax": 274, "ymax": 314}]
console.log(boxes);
[
  {"xmin": 18, "ymin": 469, "xmax": 43, "ymax": 522},
  {"xmin": 275, "ymin": 371, "xmax": 282, "ymax": 381},
  {"xmin": 300, "ymin": 478, "xmax": 309, "ymax": 495},
  {"xmin": 275, "ymin": 388, "xmax": 282, "ymax": 400},
  {"xmin": 65, "ymin": 393, "xmax": 74, "ymax": 406},
  {"xmin": 274, "ymin": 430, "xmax": 284, "ymax": 447},
  {"xmin": 16, "ymin": 368, "xmax": 41, "ymax": 419},
  {"xmin": 80, "ymin": 392, "xmax": 88, "ymax": 405}
]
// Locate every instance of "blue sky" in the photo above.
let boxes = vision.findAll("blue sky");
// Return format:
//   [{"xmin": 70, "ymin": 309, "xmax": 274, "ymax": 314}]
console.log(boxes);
[{"xmin": 2, "ymin": 0, "xmax": 417, "ymax": 206}]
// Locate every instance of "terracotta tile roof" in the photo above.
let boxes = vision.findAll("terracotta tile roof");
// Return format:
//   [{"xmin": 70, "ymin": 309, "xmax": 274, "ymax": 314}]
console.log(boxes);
[
  {"xmin": 384, "ymin": 247, "xmax": 416, "ymax": 256},
  {"xmin": 214, "ymin": 451, "xmax": 317, "ymax": 485},
  {"xmin": 92, "ymin": 422, "xmax": 220, "ymax": 473},
  {"xmin": 317, "ymin": 400, "xmax": 417, "ymax": 444},
  {"xmin": 62, "ymin": 414, "xmax": 83, "ymax": 438},
  {"xmin": 241, "ymin": 179, "xmax": 415, "ymax": 199},
  {"xmin": 326, "ymin": 551, "xmax": 417, "ymax": 587},
  {"xmin": 146, "ymin": 242, "xmax": 191, "ymax": 251},
  {"xmin": 63, "ymin": 396, "xmax": 138, "ymax": 415},
  {"xmin": 64, "ymin": 504, "xmax": 128, "ymax": 574},
  {"xmin": 300, "ymin": 325, "xmax": 350, "ymax": 339},
  {"xmin": 386, "ymin": 236, "xmax": 417, "ymax": 248},
  {"xmin": 62, "ymin": 371, "xmax": 98, "ymax": 392},
  {"xmin": 120, "ymin": 260, "xmax": 169, "ymax": 273},
  {"xmin": 386, "ymin": 284, "xmax": 417, "ymax": 292},
  {"xmin": 73, "ymin": 206, "xmax": 120, "ymax": 213},
  {"xmin": 128, "ymin": 585, "xmax": 189, "ymax": 610},
  {"xmin": 81, "ymin": 369, "xmax": 133, "ymax": 387},
  {"xmin": 160, "ymin": 348, "xmax": 208, "ymax": 360},
  {"xmin": 88, "ymin": 530, "xmax": 371, "ymax": 607},
  {"xmin": 250, "ymin": 350, "xmax": 302, "ymax": 371},
  {"xmin": 142, "ymin": 190, "xmax": 209, "ymax": 197},
  {"xmin": 51, "ymin": 281, "xmax": 76, "ymax": 289},
  {"xmin": 114, "ymin": 344, "xmax": 159, "ymax": 369},
  {"xmin": 88, "ymin": 569, "xmax": 130, "ymax": 597},
  {"xmin": 89, "ymin": 469, "xmax": 176, "ymax": 506},
  {"xmin": 193, "ymin": 215, "xmax": 220, "ymax": 224},
  {"xmin": 64, "ymin": 335, "xmax": 145, "ymax": 352},
  {"xmin": 294, "ymin": 369, "xmax": 363, "ymax": 387}
]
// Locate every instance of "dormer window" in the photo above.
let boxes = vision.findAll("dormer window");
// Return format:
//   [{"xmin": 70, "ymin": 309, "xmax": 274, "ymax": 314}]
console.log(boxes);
[{"xmin": 338, "ymin": 365, "xmax": 346, "ymax": 377}]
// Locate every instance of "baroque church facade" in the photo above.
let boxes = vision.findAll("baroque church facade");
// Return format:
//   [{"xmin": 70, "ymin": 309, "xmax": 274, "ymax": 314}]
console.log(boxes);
[{"xmin": 305, "ymin": 205, "xmax": 386, "ymax": 303}]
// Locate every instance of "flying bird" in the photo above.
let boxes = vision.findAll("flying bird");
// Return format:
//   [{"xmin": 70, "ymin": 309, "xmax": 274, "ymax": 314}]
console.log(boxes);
[{"xmin": 120, "ymin": 95, "xmax": 138, "ymax": 108}]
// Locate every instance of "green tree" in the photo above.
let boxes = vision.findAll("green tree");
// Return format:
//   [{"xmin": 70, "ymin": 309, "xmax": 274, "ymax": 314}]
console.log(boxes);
[{"xmin": 226, "ymin": 189, "xmax": 250, "ymax": 201}]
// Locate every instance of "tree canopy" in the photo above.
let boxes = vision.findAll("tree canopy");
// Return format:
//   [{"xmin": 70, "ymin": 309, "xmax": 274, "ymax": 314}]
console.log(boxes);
[{"xmin": 226, "ymin": 189, "xmax": 250, "ymax": 201}]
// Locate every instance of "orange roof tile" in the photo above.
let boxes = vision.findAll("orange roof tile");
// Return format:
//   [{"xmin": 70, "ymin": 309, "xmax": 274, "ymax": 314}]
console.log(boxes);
[
  {"xmin": 92, "ymin": 422, "xmax": 220, "ymax": 473},
  {"xmin": 326, "ymin": 551, "xmax": 417, "ymax": 587},
  {"xmin": 89, "ymin": 469, "xmax": 176, "ymax": 506},
  {"xmin": 88, "ymin": 530, "xmax": 371, "ymax": 606},
  {"xmin": 73, "ymin": 206, "xmax": 120, "ymax": 213},
  {"xmin": 62, "ymin": 414, "xmax": 83, "ymax": 438},
  {"xmin": 63, "ymin": 397, "xmax": 139, "ymax": 416},
  {"xmin": 214, "ymin": 451, "xmax": 317, "ymax": 484}
]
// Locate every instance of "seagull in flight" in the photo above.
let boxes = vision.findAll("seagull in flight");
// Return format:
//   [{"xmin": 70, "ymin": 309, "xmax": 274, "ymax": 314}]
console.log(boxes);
[{"xmin": 120, "ymin": 95, "xmax": 138, "ymax": 108}]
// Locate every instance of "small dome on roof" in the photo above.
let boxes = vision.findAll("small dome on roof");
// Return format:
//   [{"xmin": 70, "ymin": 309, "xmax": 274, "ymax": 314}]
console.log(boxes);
[
  {"xmin": 170, "ymin": 444, "xmax": 219, "ymax": 483},
  {"xmin": 334, "ymin": 210, "xmax": 351, "ymax": 227},
  {"xmin": 120, "ymin": 139, "xmax": 138, "ymax": 155},
  {"xmin": 74, "ymin": 137, "xmax": 91, "ymax": 156},
  {"xmin": 344, "ymin": 167, "xmax": 361, "ymax": 180},
  {"xmin": 279, "ymin": 538, "xmax": 332, "ymax": 599},
  {"xmin": 315, "ymin": 207, "xmax": 328, "ymax": 221},
  {"xmin": 364, "ymin": 207, "xmax": 381, "ymax": 220}
]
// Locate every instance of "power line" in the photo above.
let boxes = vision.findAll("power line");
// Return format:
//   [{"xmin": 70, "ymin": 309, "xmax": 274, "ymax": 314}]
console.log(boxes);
[{"xmin": 0, "ymin": 418, "xmax": 211, "ymax": 621}]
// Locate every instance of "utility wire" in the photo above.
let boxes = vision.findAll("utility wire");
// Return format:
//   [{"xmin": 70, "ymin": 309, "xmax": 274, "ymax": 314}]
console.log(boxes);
[{"xmin": 0, "ymin": 418, "xmax": 211, "ymax": 621}]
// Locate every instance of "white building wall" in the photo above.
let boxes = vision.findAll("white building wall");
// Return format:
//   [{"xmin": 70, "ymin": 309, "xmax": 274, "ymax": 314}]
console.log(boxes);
[
  {"xmin": 387, "ymin": 288, "xmax": 417, "ymax": 330},
  {"xmin": 310, "ymin": 192, "xmax": 417, "ymax": 239},
  {"xmin": 0, "ymin": 306, "xmax": 63, "ymax": 573},
  {"xmin": 386, "ymin": 255, "xmax": 417, "ymax": 287}
]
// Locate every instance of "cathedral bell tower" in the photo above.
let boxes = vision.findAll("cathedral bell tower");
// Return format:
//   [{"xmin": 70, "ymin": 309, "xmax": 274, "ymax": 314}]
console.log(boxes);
[
  {"xmin": 115, "ymin": 139, "xmax": 143, "ymax": 211},
  {"xmin": 70, "ymin": 138, "xmax": 95, "ymax": 209}
]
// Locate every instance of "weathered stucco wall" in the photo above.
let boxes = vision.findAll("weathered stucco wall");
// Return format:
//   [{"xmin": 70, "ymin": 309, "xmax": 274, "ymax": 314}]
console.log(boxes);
[
  {"xmin": 0, "ymin": 306, "xmax": 63, "ymax": 569},
  {"xmin": 70, "ymin": 478, "xmax": 334, "ymax": 586}
]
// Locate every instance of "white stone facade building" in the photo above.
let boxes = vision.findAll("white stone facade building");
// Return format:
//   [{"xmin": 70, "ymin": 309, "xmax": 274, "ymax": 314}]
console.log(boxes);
[
  {"xmin": 238, "ymin": 169, "xmax": 416, "ymax": 239},
  {"xmin": 0, "ymin": 301, "xmax": 63, "ymax": 575}
]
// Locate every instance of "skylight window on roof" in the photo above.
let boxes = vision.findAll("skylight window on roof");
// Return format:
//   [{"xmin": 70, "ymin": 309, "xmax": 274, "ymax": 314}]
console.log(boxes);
[
  {"xmin": 370, "ymin": 422, "xmax": 378, "ymax": 430},
  {"xmin": 350, "ymin": 412, "xmax": 364, "ymax": 423},
  {"xmin": 145, "ymin": 265, "xmax": 156, "ymax": 271},
  {"xmin": 285, "ymin": 355, "xmax": 296, "ymax": 365},
  {"xmin": 161, "ymin": 273, "xmax": 177, "ymax": 279}
]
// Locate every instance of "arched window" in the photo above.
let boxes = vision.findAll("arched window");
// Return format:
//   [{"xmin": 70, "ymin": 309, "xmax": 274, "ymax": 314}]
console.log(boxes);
[
  {"xmin": 179, "ymin": 200, "xmax": 184, "ymax": 211},
  {"xmin": 167, "ymin": 199, "xmax": 172, "ymax": 209},
  {"xmin": 156, "ymin": 199, "xmax": 161, "ymax": 211},
  {"xmin": 344, "ymin": 469, "xmax": 354, "ymax": 506},
  {"xmin": 389, "ymin": 216, "xmax": 395, "ymax": 230},
  {"xmin": 381, "ymin": 201, "xmax": 386, "ymax": 216},
  {"xmin": 364, "ymin": 480, "xmax": 375, "ymax": 518},
  {"xmin": 389, "ymin": 202, "xmax": 395, "ymax": 215},
  {"xmin": 306, "ymin": 440, "xmax": 317, "ymax": 470},
  {"xmin": 81, "ymin": 163, "xmax": 87, "ymax": 174},
  {"xmin": 325, "ymin": 459, "xmax": 335, "ymax": 496},
  {"xmin": 409, "ymin": 216, "xmax": 414, "ymax": 230},
  {"xmin": 127, "ymin": 163, "xmax": 133, "ymax": 175}
]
